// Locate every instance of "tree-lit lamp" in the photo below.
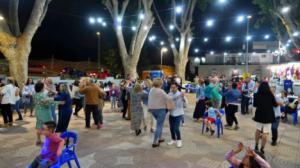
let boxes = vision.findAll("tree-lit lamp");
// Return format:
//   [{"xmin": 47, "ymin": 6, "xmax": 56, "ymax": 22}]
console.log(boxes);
[
  {"xmin": 206, "ymin": 19, "xmax": 214, "ymax": 27},
  {"xmin": 225, "ymin": 36, "xmax": 232, "ymax": 42},
  {"xmin": 89, "ymin": 17, "xmax": 95, "ymax": 24},
  {"xmin": 0, "ymin": 15, "xmax": 5, "ymax": 21},
  {"xmin": 264, "ymin": 34, "xmax": 270, "ymax": 39},
  {"xmin": 161, "ymin": 47, "xmax": 168, "ymax": 71},
  {"xmin": 175, "ymin": 6, "xmax": 183, "ymax": 14},
  {"xmin": 281, "ymin": 6, "xmax": 290, "ymax": 14}
]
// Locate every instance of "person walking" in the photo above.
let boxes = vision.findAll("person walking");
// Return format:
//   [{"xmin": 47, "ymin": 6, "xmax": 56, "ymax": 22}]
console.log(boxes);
[
  {"xmin": 270, "ymin": 86, "xmax": 284, "ymax": 146},
  {"xmin": 0, "ymin": 78, "xmax": 15, "ymax": 126},
  {"xmin": 120, "ymin": 80, "xmax": 129, "ymax": 119},
  {"xmin": 253, "ymin": 82, "xmax": 277, "ymax": 154},
  {"xmin": 148, "ymin": 78, "xmax": 174, "ymax": 148},
  {"xmin": 97, "ymin": 85, "xmax": 106, "ymax": 128},
  {"xmin": 167, "ymin": 83, "xmax": 185, "ymax": 148},
  {"xmin": 22, "ymin": 78, "xmax": 35, "ymax": 117},
  {"xmin": 54, "ymin": 84, "xmax": 73, "ymax": 133},
  {"xmin": 72, "ymin": 80, "xmax": 84, "ymax": 117},
  {"xmin": 79, "ymin": 78, "xmax": 103, "ymax": 129},
  {"xmin": 130, "ymin": 83, "xmax": 147, "ymax": 136},
  {"xmin": 241, "ymin": 77, "xmax": 255, "ymax": 115},
  {"xmin": 109, "ymin": 83, "xmax": 119, "ymax": 109},
  {"xmin": 193, "ymin": 79, "xmax": 206, "ymax": 120},
  {"xmin": 224, "ymin": 82, "xmax": 241, "ymax": 130},
  {"xmin": 142, "ymin": 79, "xmax": 156, "ymax": 133}
]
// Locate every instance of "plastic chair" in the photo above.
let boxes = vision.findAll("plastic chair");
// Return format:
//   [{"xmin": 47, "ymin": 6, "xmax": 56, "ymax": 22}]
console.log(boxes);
[
  {"xmin": 292, "ymin": 111, "xmax": 298, "ymax": 126},
  {"xmin": 201, "ymin": 109, "xmax": 224, "ymax": 138},
  {"xmin": 50, "ymin": 131, "xmax": 81, "ymax": 168}
]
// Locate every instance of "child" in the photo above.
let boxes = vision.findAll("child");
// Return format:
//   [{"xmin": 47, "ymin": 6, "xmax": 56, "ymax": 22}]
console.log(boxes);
[
  {"xmin": 204, "ymin": 101, "xmax": 221, "ymax": 135},
  {"xmin": 29, "ymin": 121, "xmax": 65, "ymax": 168},
  {"xmin": 109, "ymin": 83, "xmax": 119, "ymax": 109},
  {"xmin": 167, "ymin": 83, "xmax": 185, "ymax": 148},
  {"xmin": 225, "ymin": 142, "xmax": 270, "ymax": 168}
]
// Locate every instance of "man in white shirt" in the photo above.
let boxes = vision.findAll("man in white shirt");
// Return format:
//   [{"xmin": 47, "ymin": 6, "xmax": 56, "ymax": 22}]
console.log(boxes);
[{"xmin": 0, "ymin": 78, "xmax": 15, "ymax": 125}]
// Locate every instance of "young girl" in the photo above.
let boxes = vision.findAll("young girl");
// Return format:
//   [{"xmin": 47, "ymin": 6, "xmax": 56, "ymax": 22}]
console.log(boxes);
[
  {"xmin": 226, "ymin": 142, "xmax": 270, "ymax": 168},
  {"xmin": 167, "ymin": 83, "xmax": 185, "ymax": 148},
  {"xmin": 204, "ymin": 101, "xmax": 221, "ymax": 135}
]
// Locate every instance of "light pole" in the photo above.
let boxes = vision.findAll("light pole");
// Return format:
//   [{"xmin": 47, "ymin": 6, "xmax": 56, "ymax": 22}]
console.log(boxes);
[
  {"xmin": 96, "ymin": 32, "xmax": 101, "ymax": 67},
  {"xmin": 245, "ymin": 15, "xmax": 252, "ymax": 74},
  {"xmin": 160, "ymin": 47, "xmax": 168, "ymax": 72}
]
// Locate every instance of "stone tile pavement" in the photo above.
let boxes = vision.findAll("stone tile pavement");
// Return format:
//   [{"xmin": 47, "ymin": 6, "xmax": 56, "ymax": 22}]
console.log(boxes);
[{"xmin": 0, "ymin": 96, "xmax": 300, "ymax": 168}]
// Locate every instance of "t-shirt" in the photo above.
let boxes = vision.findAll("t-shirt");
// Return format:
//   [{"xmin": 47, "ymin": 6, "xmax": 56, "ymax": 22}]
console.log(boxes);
[
  {"xmin": 207, "ymin": 107, "xmax": 217, "ymax": 119},
  {"xmin": 168, "ymin": 91, "xmax": 184, "ymax": 117},
  {"xmin": 273, "ymin": 95, "xmax": 283, "ymax": 118},
  {"xmin": 40, "ymin": 133, "xmax": 64, "ymax": 164},
  {"xmin": 1, "ymin": 84, "xmax": 15, "ymax": 104}
]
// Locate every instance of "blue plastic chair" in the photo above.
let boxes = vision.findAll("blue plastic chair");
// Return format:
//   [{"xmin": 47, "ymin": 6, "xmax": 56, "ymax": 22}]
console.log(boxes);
[
  {"xmin": 201, "ymin": 109, "xmax": 224, "ymax": 138},
  {"xmin": 292, "ymin": 111, "xmax": 298, "ymax": 126},
  {"xmin": 50, "ymin": 131, "xmax": 81, "ymax": 168}
]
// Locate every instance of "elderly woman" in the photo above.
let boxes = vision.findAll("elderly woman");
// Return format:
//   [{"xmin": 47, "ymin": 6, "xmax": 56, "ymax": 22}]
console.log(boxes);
[
  {"xmin": 130, "ymin": 83, "xmax": 147, "ymax": 136},
  {"xmin": 148, "ymin": 78, "xmax": 174, "ymax": 148},
  {"xmin": 193, "ymin": 78, "xmax": 206, "ymax": 120}
]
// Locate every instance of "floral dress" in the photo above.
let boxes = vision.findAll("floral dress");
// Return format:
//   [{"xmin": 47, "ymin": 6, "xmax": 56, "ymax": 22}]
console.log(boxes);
[{"xmin": 34, "ymin": 92, "xmax": 58, "ymax": 129}]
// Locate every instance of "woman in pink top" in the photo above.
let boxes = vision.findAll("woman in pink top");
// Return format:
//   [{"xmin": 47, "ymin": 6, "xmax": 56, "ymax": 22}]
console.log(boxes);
[{"xmin": 225, "ymin": 142, "xmax": 271, "ymax": 168}]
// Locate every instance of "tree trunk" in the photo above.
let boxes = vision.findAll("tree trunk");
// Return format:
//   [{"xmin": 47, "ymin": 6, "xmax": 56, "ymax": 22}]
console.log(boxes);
[
  {"xmin": 6, "ymin": 47, "xmax": 29, "ymax": 89},
  {"xmin": 173, "ymin": 33, "xmax": 190, "ymax": 81},
  {"xmin": 123, "ymin": 58, "xmax": 138, "ymax": 79}
]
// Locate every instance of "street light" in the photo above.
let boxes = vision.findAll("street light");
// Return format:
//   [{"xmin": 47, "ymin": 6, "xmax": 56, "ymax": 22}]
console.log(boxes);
[
  {"xmin": 206, "ymin": 19, "xmax": 214, "ymax": 27},
  {"xmin": 0, "ymin": 15, "xmax": 4, "ymax": 21},
  {"xmin": 246, "ymin": 35, "xmax": 252, "ymax": 41},
  {"xmin": 169, "ymin": 24, "xmax": 175, "ymax": 30},
  {"xmin": 204, "ymin": 37, "xmax": 209, "ymax": 42},
  {"xmin": 281, "ymin": 6, "xmax": 290, "ymax": 14},
  {"xmin": 89, "ymin": 17, "xmax": 95, "ymax": 24},
  {"xmin": 175, "ymin": 6, "xmax": 183, "ymax": 14},
  {"xmin": 245, "ymin": 15, "xmax": 252, "ymax": 74},
  {"xmin": 161, "ymin": 47, "xmax": 168, "ymax": 71},
  {"xmin": 225, "ymin": 36, "xmax": 232, "ymax": 42},
  {"xmin": 236, "ymin": 15, "xmax": 245, "ymax": 22},
  {"xmin": 210, "ymin": 51, "xmax": 214, "ymax": 55},
  {"xmin": 139, "ymin": 13, "xmax": 145, "ymax": 20},
  {"xmin": 96, "ymin": 32, "xmax": 101, "ymax": 67},
  {"xmin": 264, "ymin": 34, "xmax": 270, "ymax": 39}
]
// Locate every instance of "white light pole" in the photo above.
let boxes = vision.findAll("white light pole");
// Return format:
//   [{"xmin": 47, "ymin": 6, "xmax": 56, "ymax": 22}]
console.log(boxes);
[
  {"xmin": 161, "ymin": 47, "xmax": 168, "ymax": 71},
  {"xmin": 245, "ymin": 15, "xmax": 252, "ymax": 74},
  {"xmin": 96, "ymin": 32, "xmax": 101, "ymax": 67}
]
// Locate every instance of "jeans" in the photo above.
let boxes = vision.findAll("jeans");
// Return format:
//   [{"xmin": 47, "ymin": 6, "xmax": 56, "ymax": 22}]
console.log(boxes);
[
  {"xmin": 29, "ymin": 155, "xmax": 52, "ymax": 168},
  {"xmin": 241, "ymin": 95, "xmax": 250, "ymax": 114},
  {"xmin": 169, "ymin": 115, "xmax": 182, "ymax": 140},
  {"xmin": 73, "ymin": 98, "xmax": 83, "ymax": 115},
  {"xmin": 85, "ymin": 105, "xmax": 100, "ymax": 128},
  {"xmin": 111, "ymin": 96, "xmax": 117, "ymax": 108},
  {"xmin": 13, "ymin": 100, "xmax": 22, "ymax": 119},
  {"xmin": 151, "ymin": 109, "xmax": 167, "ymax": 144},
  {"xmin": 121, "ymin": 99, "xmax": 128, "ymax": 118},
  {"xmin": 23, "ymin": 96, "xmax": 34, "ymax": 115},
  {"xmin": 271, "ymin": 117, "xmax": 280, "ymax": 142},
  {"xmin": 50, "ymin": 104, "xmax": 57, "ymax": 123},
  {"xmin": 1, "ymin": 104, "xmax": 12, "ymax": 124},
  {"xmin": 225, "ymin": 104, "xmax": 238, "ymax": 126}
]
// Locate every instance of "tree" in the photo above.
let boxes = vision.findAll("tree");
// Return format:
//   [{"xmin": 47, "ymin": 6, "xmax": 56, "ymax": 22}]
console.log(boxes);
[
  {"xmin": 253, "ymin": 0, "xmax": 300, "ymax": 49},
  {"xmin": 102, "ymin": 49, "xmax": 123, "ymax": 75},
  {"xmin": 0, "ymin": 0, "xmax": 52, "ymax": 88},
  {"xmin": 103, "ymin": 0, "xmax": 154, "ymax": 79},
  {"xmin": 153, "ymin": 0, "xmax": 210, "ymax": 80}
]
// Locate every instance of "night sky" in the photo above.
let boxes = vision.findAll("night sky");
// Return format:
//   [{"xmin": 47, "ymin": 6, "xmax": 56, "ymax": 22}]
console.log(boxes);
[{"xmin": 0, "ymin": 0, "xmax": 273, "ymax": 66}]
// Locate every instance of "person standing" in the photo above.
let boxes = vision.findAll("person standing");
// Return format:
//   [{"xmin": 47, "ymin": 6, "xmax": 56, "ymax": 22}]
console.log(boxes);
[
  {"xmin": 109, "ymin": 83, "xmax": 119, "ymax": 109},
  {"xmin": 97, "ymin": 85, "xmax": 106, "ymax": 128},
  {"xmin": 79, "ymin": 78, "xmax": 102, "ymax": 129},
  {"xmin": 253, "ymin": 82, "xmax": 277, "ymax": 154},
  {"xmin": 13, "ymin": 81, "xmax": 22, "ymax": 121},
  {"xmin": 211, "ymin": 77, "xmax": 222, "ymax": 109},
  {"xmin": 193, "ymin": 79, "xmax": 206, "ymax": 120},
  {"xmin": 44, "ymin": 78, "xmax": 58, "ymax": 123},
  {"xmin": 130, "ymin": 83, "xmax": 147, "ymax": 136},
  {"xmin": 148, "ymin": 78, "xmax": 174, "ymax": 148},
  {"xmin": 72, "ymin": 80, "xmax": 84, "ymax": 117},
  {"xmin": 33, "ymin": 82, "xmax": 61, "ymax": 145},
  {"xmin": 0, "ymin": 78, "xmax": 15, "ymax": 126},
  {"xmin": 270, "ymin": 86, "xmax": 284, "ymax": 146},
  {"xmin": 204, "ymin": 78, "xmax": 213, "ymax": 100},
  {"xmin": 142, "ymin": 79, "xmax": 155, "ymax": 132},
  {"xmin": 224, "ymin": 82, "xmax": 241, "ymax": 130},
  {"xmin": 22, "ymin": 78, "xmax": 35, "ymax": 117},
  {"xmin": 167, "ymin": 83, "xmax": 185, "ymax": 148},
  {"xmin": 241, "ymin": 77, "xmax": 255, "ymax": 115},
  {"xmin": 54, "ymin": 84, "xmax": 73, "ymax": 133}
]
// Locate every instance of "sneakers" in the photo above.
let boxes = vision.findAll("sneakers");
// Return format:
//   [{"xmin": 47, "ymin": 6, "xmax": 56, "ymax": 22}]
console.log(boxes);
[
  {"xmin": 225, "ymin": 125, "xmax": 233, "ymax": 130},
  {"xmin": 167, "ymin": 140, "xmax": 175, "ymax": 146},
  {"xmin": 176, "ymin": 140, "xmax": 183, "ymax": 148},
  {"xmin": 271, "ymin": 141, "xmax": 277, "ymax": 146},
  {"xmin": 234, "ymin": 125, "xmax": 240, "ymax": 130},
  {"xmin": 167, "ymin": 140, "xmax": 183, "ymax": 148}
]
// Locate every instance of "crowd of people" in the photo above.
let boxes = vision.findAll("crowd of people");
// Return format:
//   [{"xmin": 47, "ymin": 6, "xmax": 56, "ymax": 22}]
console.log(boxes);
[{"xmin": 0, "ymin": 73, "xmax": 298, "ymax": 168}]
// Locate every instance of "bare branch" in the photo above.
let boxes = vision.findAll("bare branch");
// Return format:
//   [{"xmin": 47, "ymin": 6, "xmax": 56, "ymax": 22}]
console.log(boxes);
[
  {"xmin": 120, "ymin": 0, "xmax": 130, "ymax": 17},
  {"xmin": 9, "ymin": 0, "xmax": 21, "ymax": 36},
  {"xmin": 171, "ymin": 0, "xmax": 181, "ymax": 32},
  {"xmin": 23, "ymin": 0, "xmax": 48, "ymax": 41},
  {"xmin": 153, "ymin": 2, "xmax": 173, "ymax": 38},
  {"xmin": 181, "ymin": 0, "xmax": 192, "ymax": 30},
  {"xmin": 104, "ymin": 0, "xmax": 114, "ymax": 17},
  {"xmin": 184, "ymin": 0, "xmax": 197, "ymax": 33}
]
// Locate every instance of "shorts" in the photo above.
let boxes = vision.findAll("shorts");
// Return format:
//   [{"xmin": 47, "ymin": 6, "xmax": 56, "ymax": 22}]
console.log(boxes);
[
  {"xmin": 207, "ymin": 117, "xmax": 216, "ymax": 123},
  {"xmin": 256, "ymin": 122, "xmax": 271, "ymax": 133}
]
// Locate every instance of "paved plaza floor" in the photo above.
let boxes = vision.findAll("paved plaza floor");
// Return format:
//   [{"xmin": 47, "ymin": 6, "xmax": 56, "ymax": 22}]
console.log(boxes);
[{"xmin": 0, "ymin": 95, "xmax": 300, "ymax": 168}]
